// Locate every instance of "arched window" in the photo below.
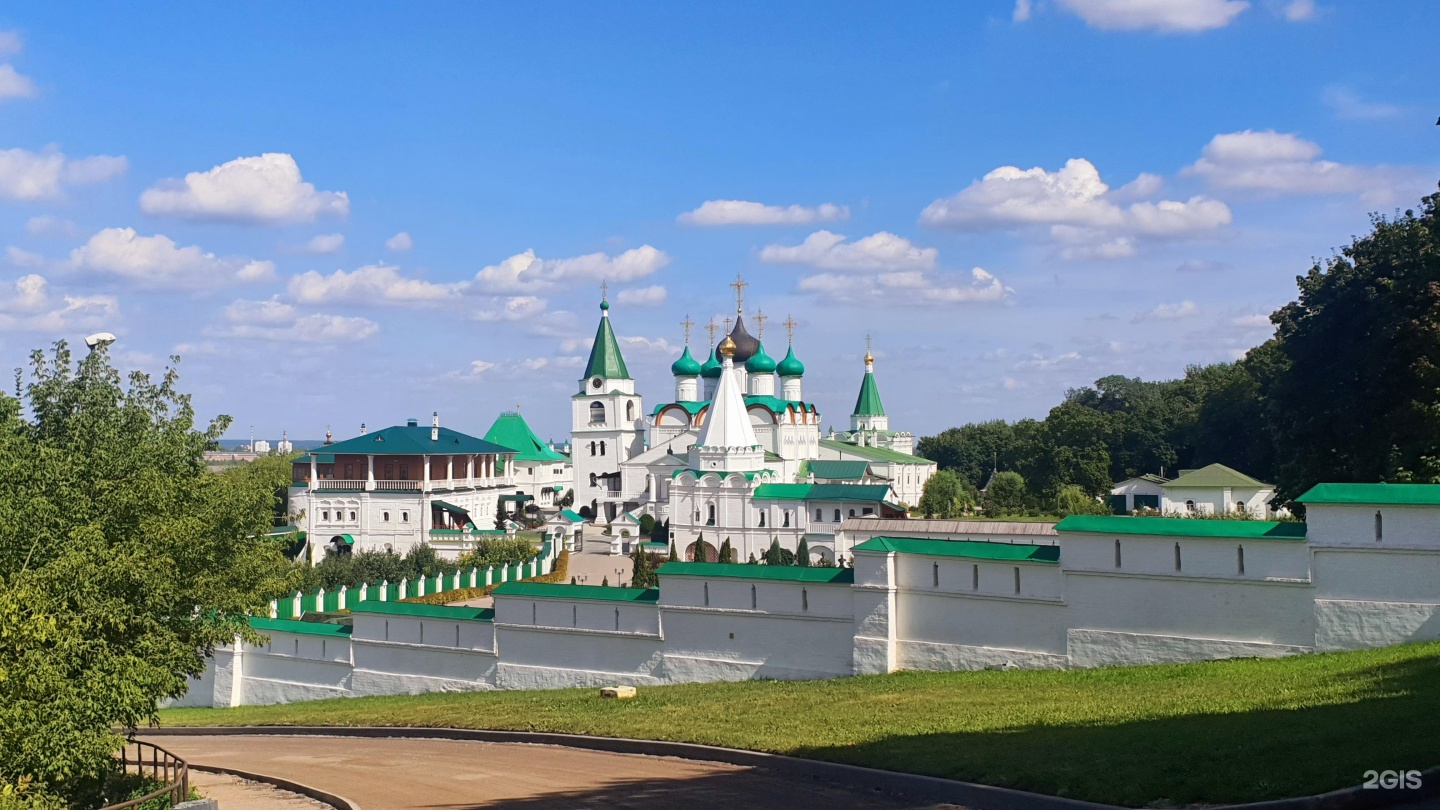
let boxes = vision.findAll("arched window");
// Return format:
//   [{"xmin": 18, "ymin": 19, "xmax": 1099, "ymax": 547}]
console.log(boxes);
[
  {"xmin": 707, "ymin": 503, "xmax": 716, "ymax": 524},
  {"xmin": 600, "ymin": 441, "xmax": 606, "ymax": 456},
  {"xmin": 833, "ymin": 509, "xmax": 841, "ymax": 522},
  {"xmin": 1185, "ymin": 499, "xmax": 1196, "ymax": 512},
  {"xmin": 1375, "ymin": 510, "xmax": 1383, "ymax": 541},
  {"xmin": 783, "ymin": 510, "xmax": 791, "ymax": 528},
  {"xmin": 758, "ymin": 511, "xmax": 766, "ymax": 527},
  {"xmin": 848, "ymin": 509, "xmax": 856, "ymax": 518},
  {"xmin": 589, "ymin": 441, "xmax": 596, "ymax": 456},
  {"xmin": 626, "ymin": 401, "xmax": 635, "ymax": 421},
  {"xmin": 815, "ymin": 508, "xmax": 822, "ymax": 521},
  {"xmin": 589, "ymin": 473, "xmax": 597, "ymax": 487},
  {"xmin": 1235, "ymin": 500, "xmax": 1247, "ymax": 514},
  {"xmin": 589, "ymin": 401, "xmax": 605, "ymax": 424}
]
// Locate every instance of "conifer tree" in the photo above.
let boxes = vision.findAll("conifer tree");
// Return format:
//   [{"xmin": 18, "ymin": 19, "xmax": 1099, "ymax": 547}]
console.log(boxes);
[
  {"xmin": 766, "ymin": 537, "xmax": 783, "ymax": 566},
  {"xmin": 668, "ymin": 540, "xmax": 678, "ymax": 561},
  {"xmin": 796, "ymin": 537, "xmax": 811, "ymax": 567},
  {"xmin": 602, "ymin": 576, "xmax": 609, "ymax": 586},
  {"xmin": 719, "ymin": 538, "xmax": 734, "ymax": 563},
  {"xmin": 570, "ymin": 575, "xmax": 577, "ymax": 584},
  {"xmin": 747, "ymin": 552, "xmax": 758, "ymax": 565}
]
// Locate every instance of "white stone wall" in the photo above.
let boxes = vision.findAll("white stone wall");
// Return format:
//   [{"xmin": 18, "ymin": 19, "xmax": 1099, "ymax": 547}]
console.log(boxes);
[{"xmin": 181, "ymin": 500, "xmax": 1440, "ymax": 707}]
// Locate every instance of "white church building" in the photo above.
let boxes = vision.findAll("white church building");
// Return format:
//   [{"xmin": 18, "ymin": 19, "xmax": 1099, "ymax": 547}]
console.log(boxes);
[{"xmin": 569, "ymin": 283, "xmax": 934, "ymax": 563}]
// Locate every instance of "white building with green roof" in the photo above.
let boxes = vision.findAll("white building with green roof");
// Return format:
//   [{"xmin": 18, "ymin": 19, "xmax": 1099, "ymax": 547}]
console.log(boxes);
[
  {"xmin": 483, "ymin": 410, "xmax": 572, "ymax": 510},
  {"xmin": 1159, "ymin": 463, "xmax": 1277, "ymax": 517},
  {"xmin": 570, "ymin": 295, "xmax": 646, "ymax": 524}
]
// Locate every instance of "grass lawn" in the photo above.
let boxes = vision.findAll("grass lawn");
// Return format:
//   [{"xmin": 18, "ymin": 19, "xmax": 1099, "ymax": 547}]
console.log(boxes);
[{"xmin": 160, "ymin": 641, "xmax": 1440, "ymax": 807}]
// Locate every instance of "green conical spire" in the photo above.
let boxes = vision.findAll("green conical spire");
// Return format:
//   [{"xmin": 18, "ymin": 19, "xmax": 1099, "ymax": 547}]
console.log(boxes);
[
  {"xmin": 583, "ymin": 298, "xmax": 630, "ymax": 379},
  {"xmin": 853, "ymin": 350, "xmax": 885, "ymax": 416}
]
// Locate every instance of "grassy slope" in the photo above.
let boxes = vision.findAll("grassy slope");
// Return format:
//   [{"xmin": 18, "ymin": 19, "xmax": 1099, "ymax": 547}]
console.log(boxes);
[{"xmin": 160, "ymin": 641, "xmax": 1440, "ymax": 806}]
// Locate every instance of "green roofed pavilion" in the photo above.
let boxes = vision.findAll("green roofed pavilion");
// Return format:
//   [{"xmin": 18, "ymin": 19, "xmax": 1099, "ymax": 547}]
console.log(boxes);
[
  {"xmin": 583, "ymin": 299, "xmax": 630, "ymax": 380},
  {"xmin": 483, "ymin": 411, "xmax": 567, "ymax": 463}
]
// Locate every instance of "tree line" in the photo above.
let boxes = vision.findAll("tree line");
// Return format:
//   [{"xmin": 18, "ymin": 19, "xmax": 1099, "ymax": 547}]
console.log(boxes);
[{"xmin": 919, "ymin": 183, "xmax": 1440, "ymax": 513}]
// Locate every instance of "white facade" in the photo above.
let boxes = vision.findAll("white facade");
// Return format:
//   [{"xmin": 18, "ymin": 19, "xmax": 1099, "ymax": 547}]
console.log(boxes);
[
  {"xmin": 571, "ymin": 302, "xmax": 645, "ymax": 524},
  {"xmin": 179, "ymin": 489, "xmax": 1440, "ymax": 707}
]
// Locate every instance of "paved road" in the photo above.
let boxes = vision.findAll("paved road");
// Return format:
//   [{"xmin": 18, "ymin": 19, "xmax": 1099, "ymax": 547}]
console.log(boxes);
[
  {"xmin": 189, "ymin": 770, "xmax": 329, "ymax": 810},
  {"xmin": 147, "ymin": 734, "xmax": 967, "ymax": 809}
]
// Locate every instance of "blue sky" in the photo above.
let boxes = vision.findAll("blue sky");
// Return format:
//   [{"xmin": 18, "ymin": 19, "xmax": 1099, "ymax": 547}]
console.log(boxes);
[{"xmin": 0, "ymin": 1, "xmax": 1436, "ymax": 443}]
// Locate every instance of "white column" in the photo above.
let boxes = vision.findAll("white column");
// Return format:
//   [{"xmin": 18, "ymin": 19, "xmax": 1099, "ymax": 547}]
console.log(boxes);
[
  {"xmin": 367, "ymin": 454, "xmax": 375, "ymax": 491},
  {"xmin": 446, "ymin": 455, "xmax": 454, "ymax": 486},
  {"xmin": 422, "ymin": 455, "xmax": 431, "ymax": 492},
  {"xmin": 467, "ymin": 455, "xmax": 474, "ymax": 489},
  {"xmin": 378, "ymin": 580, "xmax": 388, "ymax": 602},
  {"xmin": 309, "ymin": 456, "xmax": 318, "ymax": 490}
]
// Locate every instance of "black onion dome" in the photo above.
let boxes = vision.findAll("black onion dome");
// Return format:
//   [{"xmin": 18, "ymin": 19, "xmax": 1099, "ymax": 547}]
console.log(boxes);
[{"xmin": 726, "ymin": 314, "xmax": 760, "ymax": 363}]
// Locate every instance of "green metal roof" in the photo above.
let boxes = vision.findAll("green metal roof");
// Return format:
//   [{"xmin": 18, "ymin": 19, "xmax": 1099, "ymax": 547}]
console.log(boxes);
[
  {"xmin": 319, "ymin": 424, "xmax": 515, "ymax": 457},
  {"xmin": 752, "ymin": 483, "xmax": 892, "ymax": 502},
  {"xmin": 671, "ymin": 345, "xmax": 703, "ymax": 376},
  {"xmin": 1162, "ymin": 463, "xmax": 1271, "ymax": 489},
  {"xmin": 432, "ymin": 500, "xmax": 468, "ymax": 514},
  {"xmin": 659, "ymin": 561, "xmax": 856, "ymax": 583},
  {"xmin": 776, "ymin": 344, "xmax": 805, "ymax": 377},
  {"xmin": 745, "ymin": 340, "xmax": 777, "ymax": 373},
  {"xmin": 1295, "ymin": 482, "xmax": 1440, "ymax": 505},
  {"xmin": 651, "ymin": 395, "xmax": 817, "ymax": 420},
  {"xmin": 558, "ymin": 509, "xmax": 585, "ymax": 522},
  {"xmin": 483, "ymin": 411, "xmax": 568, "ymax": 463},
  {"xmin": 250, "ymin": 616, "xmax": 353, "ymax": 637},
  {"xmin": 333, "ymin": 533, "xmax": 355, "ymax": 546},
  {"xmin": 1055, "ymin": 514, "xmax": 1307, "ymax": 540},
  {"xmin": 807, "ymin": 460, "xmax": 871, "ymax": 481},
  {"xmin": 854, "ymin": 536, "xmax": 1060, "ymax": 563},
  {"xmin": 700, "ymin": 345, "xmax": 723, "ymax": 378},
  {"xmin": 492, "ymin": 582, "xmax": 660, "ymax": 602},
  {"xmin": 853, "ymin": 370, "xmax": 885, "ymax": 417},
  {"xmin": 819, "ymin": 438, "xmax": 930, "ymax": 464},
  {"xmin": 583, "ymin": 303, "xmax": 631, "ymax": 380},
  {"xmin": 352, "ymin": 599, "xmax": 494, "ymax": 622}
]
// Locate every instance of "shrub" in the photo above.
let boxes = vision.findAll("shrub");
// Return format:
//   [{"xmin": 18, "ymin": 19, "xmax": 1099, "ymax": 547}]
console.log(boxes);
[
  {"xmin": 401, "ymin": 550, "xmax": 570, "ymax": 605},
  {"xmin": 638, "ymin": 513, "xmax": 657, "ymax": 536},
  {"xmin": 455, "ymin": 536, "xmax": 536, "ymax": 571}
]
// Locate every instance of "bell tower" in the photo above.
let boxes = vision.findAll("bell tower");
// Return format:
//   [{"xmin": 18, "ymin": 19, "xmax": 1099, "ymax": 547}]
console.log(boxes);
[{"xmin": 571, "ymin": 290, "xmax": 644, "ymax": 523}]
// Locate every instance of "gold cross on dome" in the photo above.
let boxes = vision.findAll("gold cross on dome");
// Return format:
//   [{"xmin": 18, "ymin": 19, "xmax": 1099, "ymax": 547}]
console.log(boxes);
[
  {"xmin": 705, "ymin": 319, "xmax": 718, "ymax": 347},
  {"xmin": 729, "ymin": 274, "xmax": 748, "ymax": 314},
  {"xmin": 723, "ymin": 315, "xmax": 732, "ymax": 335},
  {"xmin": 681, "ymin": 315, "xmax": 694, "ymax": 345},
  {"xmin": 866, "ymin": 333, "xmax": 873, "ymax": 352},
  {"xmin": 755, "ymin": 309, "xmax": 767, "ymax": 339},
  {"xmin": 600, "ymin": 280, "xmax": 608, "ymax": 301},
  {"xmin": 783, "ymin": 314, "xmax": 798, "ymax": 344}
]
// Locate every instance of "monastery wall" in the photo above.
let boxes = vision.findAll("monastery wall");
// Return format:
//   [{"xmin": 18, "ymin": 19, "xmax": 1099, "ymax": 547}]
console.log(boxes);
[{"xmin": 176, "ymin": 501, "xmax": 1440, "ymax": 708}]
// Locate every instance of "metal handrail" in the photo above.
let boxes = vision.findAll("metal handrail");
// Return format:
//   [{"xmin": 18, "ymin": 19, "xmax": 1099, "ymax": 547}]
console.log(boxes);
[{"xmin": 101, "ymin": 740, "xmax": 189, "ymax": 810}]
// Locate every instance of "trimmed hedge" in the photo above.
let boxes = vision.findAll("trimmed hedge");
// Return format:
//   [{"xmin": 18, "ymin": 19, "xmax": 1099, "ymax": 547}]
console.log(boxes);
[{"xmin": 400, "ymin": 549, "xmax": 570, "ymax": 605}]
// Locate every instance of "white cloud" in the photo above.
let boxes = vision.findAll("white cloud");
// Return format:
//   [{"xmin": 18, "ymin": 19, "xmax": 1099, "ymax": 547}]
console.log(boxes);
[
  {"xmin": 69, "ymin": 228, "xmax": 275, "ymax": 288},
  {"xmin": 1281, "ymin": 0, "xmax": 1315, "ymax": 21},
  {"xmin": 299, "ymin": 233, "xmax": 345, "ymax": 254},
  {"xmin": 1054, "ymin": 0, "xmax": 1249, "ymax": 32},
  {"xmin": 386, "ymin": 231, "xmax": 413, "ymax": 252},
  {"xmin": 288, "ymin": 263, "xmax": 458, "ymax": 306},
  {"xmin": 1232, "ymin": 312, "xmax": 1272, "ymax": 328},
  {"xmin": 139, "ymin": 153, "xmax": 349, "ymax": 225},
  {"xmin": 473, "ymin": 295, "xmax": 548, "ymax": 322},
  {"xmin": 0, "ymin": 64, "xmax": 36, "ymax": 102},
  {"xmin": 760, "ymin": 230, "xmax": 938, "ymax": 271},
  {"xmin": 922, "ymin": 158, "xmax": 1231, "ymax": 257},
  {"xmin": 0, "ymin": 273, "xmax": 119, "ymax": 332},
  {"xmin": 1013, "ymin": 0, "xmax": 1033, "ymax": 21},
  {"xmin": 1176, "ymin": 259, "xmax": 1228, "ymax": 273},
  {"xmin": 678, "ymin": 200, "xmax": 849, "ymax": 226},
  {"xmin": 466, "ymin": 360, "xmax": 496, "ymax": 376},
  {"xmin": 619, "ymin": 335, "xmax": 681, "ymax": 355},
  {"xmin": 1322, "ymin": 86, "xmax": 1402, "ymax": 121},
  {"xmin": 25, "ymin": 215, "xmax": 81, "ymax": 238},
  {"xmin": 6, "ymin": 245, "xmax": 46, "ymax": 268},
  {"xmin": 214, "ymin": 297, "xmax": 378, "ymax": 343},
  {"xmin": 1134, "ymin": 300, "xmax": 1199, "ymax": 322},
  {"xmin": 799, "ymin": 266, "xmax": 1011, "ymax": 307},
  {"xmin": 0, "ymin": 30, "xmax": 22, "ymax": 55},
  {"xmin": 0, "ymin": 147, "xmax": 128, "ymax": 200},
  {"xmin": 1015, "ymin": 351, "xmax": 1084, "ymax": 371},
  {"xmin": 1184, "ymin": 130, "xmax": 1403, "ymax": 199},
  {"xmin": 616, "ymin": 285, "xmax": 667, "ymax": 306},
  {"xmin": 472, "ymin": 245, "xmax": 670, "ymax": 293}
]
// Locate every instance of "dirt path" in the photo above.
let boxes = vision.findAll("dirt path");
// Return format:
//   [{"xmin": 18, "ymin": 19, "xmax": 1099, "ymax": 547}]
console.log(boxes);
[
  {"xmin": 148, "ymin": 734, "xmax": 965, "ymax": 809},
  {"xmin": 189, "ymin": 770, "xmax": 330, "ymax": 809}
]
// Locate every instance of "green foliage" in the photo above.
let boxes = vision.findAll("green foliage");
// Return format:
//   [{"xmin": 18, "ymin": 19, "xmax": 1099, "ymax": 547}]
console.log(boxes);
[
  {"xmin": 718, "ymin": 538, "xmax": 734, "ymax": 564},
  {"xmin": 668, "ymin": 540, "xmax": 678, "ymax": 562},
  {"xmin": 494, "ymin": 501, "xmax": 507, "ymax": 530},
  {"xmin": 795, "ymin": 537, "xmax": 811, "ymax": 566},
  {"xmin": 0, "ymin": 343, "xmax": 297, "ymax": 805},
  {"xmin": 455, "ymin": 537, "xmax": 537, "ymax": 571},
  {"xmin": 918, "ymin": 470, "xmax": 971, "ymax": 518},
  {"xmin": 558, "ymin": 488, "xmax": 574, "ymax": 508},
  {"xmin": 1053, "ymin": 484, "xmax": 1111, "ymax": 516},
  {"xmin": 764, "ymin": 537, "xmax": 795, "ymax": 566},
  {"xmin": 629, "ymin": 542, "xmax": 659, "ymax": 589},
  {"xmin": 981, "ymin": 471, "xmax": 1028, "ymax": 516},
  {"xmin": 637, "ymin": 513, "xmax": 657, "ymax": 536},
  {"xmin": 746, "ymin": 552, "xmax": 758, "ymax": 565}
]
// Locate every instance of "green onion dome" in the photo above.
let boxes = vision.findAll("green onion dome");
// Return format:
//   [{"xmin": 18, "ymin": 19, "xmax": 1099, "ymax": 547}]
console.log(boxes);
[
  {"xmin": 745, "ymin": 340, "xmax": 777, "ymax": 373},
  {"xmin": 671, "ymin": 345, "xmax": 703, "ymax": 376},
  {"xmin": 599, "ymin": 298, "xmax": 610, "ymax": 311},
  {"xmin": 700, "ymin": 345, "xmax": 723, "ymax": 378},
  {"xmin": 776, "ymin": 345, "xmax": 806, "ymax": 377}
]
